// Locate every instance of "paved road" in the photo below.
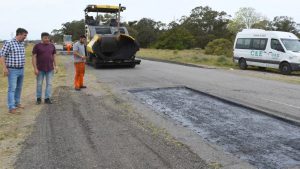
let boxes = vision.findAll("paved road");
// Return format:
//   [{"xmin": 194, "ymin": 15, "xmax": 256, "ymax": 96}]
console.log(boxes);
[
  {"xmin": 15, "ymin": 59, "xmax": 300, "ymax": 169},
  {"xmin": 92, "ymin": 59, "xmax": 300, "ymax": 124},
  {"xmin": 15, "ymin": 60, "xmax": 209, "ymax": 169},
  {"xmin": 87, "ymin": 59, "xmax": 300, "ymax": 169},
  {"xmin": 131, "ymin": 87, "xmax": 300, "ymax": 169}
]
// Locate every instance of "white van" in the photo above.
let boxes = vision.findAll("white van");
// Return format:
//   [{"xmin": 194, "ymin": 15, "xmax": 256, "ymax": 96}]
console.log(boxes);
[{"xmin": 233, "ymin": 29, "xmax": 300, "ymax": 74}]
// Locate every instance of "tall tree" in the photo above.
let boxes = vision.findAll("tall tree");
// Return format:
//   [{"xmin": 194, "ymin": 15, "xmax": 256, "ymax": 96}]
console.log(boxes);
[
  {"xmin": 130, "ymin": 18, "xmax": 165, "ymax": 48},
  {"xmin": 51, "ymin": 29, "xmax": 63, "ymax": 43},
  {"xmin": 61, "ymin": 20, "xmax": 85, "ymax": 41},
  {"xmin": 272, "ymin": 16, "xmax": 298, "ymax": 34},
  {"xmin": 154, "ymin": 25, "xmax": 195, "ymax": 50},
  {"xmin": 228, "ymin": 7, "xmax": 262, "ymax": 33},
  {"xmin": 181, "ymin": 6, "xmax": 231, "ymax": 48},
  {"xmin": 252, "ymin": 19, "xmax": 272, "ymax": 30}
]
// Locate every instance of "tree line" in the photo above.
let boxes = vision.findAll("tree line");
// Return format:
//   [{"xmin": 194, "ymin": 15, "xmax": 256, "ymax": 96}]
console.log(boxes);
[{"xmin": 51, "ymin": 6, "xmax": 300, "ymax": 51}]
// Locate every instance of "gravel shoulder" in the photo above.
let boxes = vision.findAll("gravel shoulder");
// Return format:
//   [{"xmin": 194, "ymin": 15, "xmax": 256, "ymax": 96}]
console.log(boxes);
[{"xmin": 15, "ymin": 85, "xmax": 208, "ymax": 169}]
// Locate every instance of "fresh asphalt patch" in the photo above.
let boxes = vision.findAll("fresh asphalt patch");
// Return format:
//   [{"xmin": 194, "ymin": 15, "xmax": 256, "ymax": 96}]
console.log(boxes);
[{"xmin": 130, "ymin": 87, "xmax": 300, "ymax": 169}]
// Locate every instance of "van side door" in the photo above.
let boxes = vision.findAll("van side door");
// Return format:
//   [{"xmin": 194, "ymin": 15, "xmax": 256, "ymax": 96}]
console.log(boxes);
[
  {"xmin": 266, "ymin": 39, "xmax": 285, "ymax": 68},
  {"xmin": 249, "ymin": 38, "xmax": 268, "ymax": 67}
]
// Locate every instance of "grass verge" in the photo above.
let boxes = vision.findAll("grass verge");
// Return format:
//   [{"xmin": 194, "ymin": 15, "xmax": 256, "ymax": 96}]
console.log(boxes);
[
  {"xmin": 0, "ymin": 44, "xmax": 68, "ymax": 168},
  {"xmin": 137, "ymin": 48, "xmax": 236, "ymax": 68}
]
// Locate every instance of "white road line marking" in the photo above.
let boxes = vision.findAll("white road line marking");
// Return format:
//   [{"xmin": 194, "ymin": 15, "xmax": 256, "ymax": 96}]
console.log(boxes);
[{"xmin": 260, "ymin": 98, "xmax": 300, "ymax": 110}]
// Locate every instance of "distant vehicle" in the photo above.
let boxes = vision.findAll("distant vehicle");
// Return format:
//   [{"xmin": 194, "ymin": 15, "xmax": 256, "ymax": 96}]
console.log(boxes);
[
  {"xmin": 84, "ymin": 4, "xmax": 140, "ymax": 68},
  {"xmin": 54, "ymin": 44, "xmax": 63, "ymax": 51},
  {"xmin": 63, "ymin": 35, "xmax": 73, "ymax": 51},
  {"xmin": 233, "ymin": 29, "xmax": 300, "ymax": 75}
]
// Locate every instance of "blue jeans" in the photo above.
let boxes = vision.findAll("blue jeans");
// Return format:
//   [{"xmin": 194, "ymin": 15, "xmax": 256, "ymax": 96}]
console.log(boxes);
[
  {"xmin": 7, "ymin": 68, "xmax": 24, "ymax": 110},
  {"xmin": 36, "ymin": 70, "xmax": 54, "ymax": 99}
]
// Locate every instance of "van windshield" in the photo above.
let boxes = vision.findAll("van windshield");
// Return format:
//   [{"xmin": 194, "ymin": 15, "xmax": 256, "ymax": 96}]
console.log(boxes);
[{"xmin": 281, "ymin": 39, "xmax": 300, "ymax": 52}]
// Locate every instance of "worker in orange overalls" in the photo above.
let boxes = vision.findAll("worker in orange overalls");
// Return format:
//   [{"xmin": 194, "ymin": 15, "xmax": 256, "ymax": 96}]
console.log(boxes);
[
  {"xmin": 73, "ymin": 35, "xmax": 87, "ymax": 91},
  {"xmin": 66, "ymin": 43, "xmax": 71, "ymax": 55}
]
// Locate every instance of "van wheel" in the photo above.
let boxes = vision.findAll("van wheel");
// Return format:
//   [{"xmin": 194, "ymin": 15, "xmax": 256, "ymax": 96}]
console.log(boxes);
[
  {"xmin": 280, "ymin": 62, "xmax": 292, "ymax": 75},
  {"xmin": 239, "ymin": 58, "xmax": 247, "ymax": 70}
]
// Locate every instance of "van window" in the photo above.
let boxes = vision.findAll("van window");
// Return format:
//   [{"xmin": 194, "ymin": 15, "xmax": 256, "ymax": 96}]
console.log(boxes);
[
  {"xmin": 236, "ymin": 38, "xmax": 251, "ymax": 49},
  {"xmin": 281, "ymin": 39, "xmax": 300, "ymax": 52},
  {"xmin": 252, "ymin": 38, "xmax": 268, "ymax": 50},
  {"xmin": 271, "ymin": 39, "xmax": 285, "ymax": 52}
]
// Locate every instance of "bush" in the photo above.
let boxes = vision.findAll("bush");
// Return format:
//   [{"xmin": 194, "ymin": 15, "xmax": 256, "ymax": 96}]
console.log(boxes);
[
  {"xmin": 154, "ymin": 27, "xmax": 195, "ymax": 50},
  {"xmin": 215, "ymin": 56, "xmax": 234, "ymax": 67},
  {"xmin": 205, "ymin": 38, "xmax": 233, "ymax": 57}
]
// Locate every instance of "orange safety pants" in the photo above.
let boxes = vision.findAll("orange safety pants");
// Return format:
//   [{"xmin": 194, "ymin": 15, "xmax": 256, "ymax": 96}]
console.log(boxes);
[{"xmin": 74, "ymin": 62, "xmax": 85, "ymax": 89}]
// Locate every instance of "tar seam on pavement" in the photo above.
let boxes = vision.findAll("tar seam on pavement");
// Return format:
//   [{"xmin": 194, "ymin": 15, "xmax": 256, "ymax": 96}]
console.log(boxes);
[{"xmin": 130, "ymin": 87, "xmax": 300, "ymax": 169}]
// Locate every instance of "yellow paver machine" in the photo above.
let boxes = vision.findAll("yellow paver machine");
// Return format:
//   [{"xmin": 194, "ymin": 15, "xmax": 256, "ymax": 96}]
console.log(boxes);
[{"xmin": 85, "ymin": 4, "xmax": 141, "ymax": 68}]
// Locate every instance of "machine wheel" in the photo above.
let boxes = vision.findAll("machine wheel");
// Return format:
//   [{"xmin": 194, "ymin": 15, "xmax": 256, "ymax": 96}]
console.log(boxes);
[
  {"xmin": 280, "ymin": 62, "xmax": 292, "ymax": 75},
  {"xmin": 129, "ymin": 64, "xmax": 136, "ymax": 68},
  {"xmin": 239, "ymin": 58, "xmax": 247, "ymax": 70}
]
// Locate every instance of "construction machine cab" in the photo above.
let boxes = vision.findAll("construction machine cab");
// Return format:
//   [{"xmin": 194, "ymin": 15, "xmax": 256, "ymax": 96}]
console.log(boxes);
[
  {"xmin": 84, "ymin": 4, "xmax": 140, "ymax": 68},
  {"xmin": 84, "ymin": 5, "xmax": 125, "ymax": 27},
  {"xmin": 85, "ymin": 15, "xmax": 97, "ymax": 25}
]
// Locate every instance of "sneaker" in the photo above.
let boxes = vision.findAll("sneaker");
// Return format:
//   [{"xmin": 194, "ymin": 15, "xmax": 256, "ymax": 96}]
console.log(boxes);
[
  {"xmin": 36, "ymin": 98, "xmax": 42, "ymax": 105},
  {"xmin": 80, "ymin": 86, "xmax": 87, "ymax": 89},
  {"xmin": 8, "ymin": 108, "xmax": 21, "ymax": 115},
  {"xmin": 45, "ymin": 98, "xmax": 53, "ymax": 104},
  {"xmin": 16, "ymin": 104, "xmax": 25, "ymax": 109}
]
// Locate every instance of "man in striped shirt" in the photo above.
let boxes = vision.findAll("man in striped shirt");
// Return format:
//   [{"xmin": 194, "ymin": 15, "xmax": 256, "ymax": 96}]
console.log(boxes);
[{"xmin": 0, "ymin": 28, "xmax": 28, "ymax": 114}]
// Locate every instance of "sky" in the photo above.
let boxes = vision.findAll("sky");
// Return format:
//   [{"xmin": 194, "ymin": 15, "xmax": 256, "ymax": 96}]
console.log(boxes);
[{"xmin": 0, "ymin": 0, "xmax": 300, "ymax": 40}]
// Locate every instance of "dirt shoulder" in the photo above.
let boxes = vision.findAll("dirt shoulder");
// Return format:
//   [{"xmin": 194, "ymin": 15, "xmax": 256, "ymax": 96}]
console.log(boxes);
[
  {"xmin": 14, "ymin": 60, "xmax": 209, "ymax": 169},
  {"xmin": 0, "ymin": 55, "xmax": 68, "ymax": 169}
]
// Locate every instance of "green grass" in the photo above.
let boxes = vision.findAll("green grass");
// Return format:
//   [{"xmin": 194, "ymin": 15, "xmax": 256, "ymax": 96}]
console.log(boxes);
[{"xmin": 137, "ymin": 48, "xmax": 236, "ymax": 68}]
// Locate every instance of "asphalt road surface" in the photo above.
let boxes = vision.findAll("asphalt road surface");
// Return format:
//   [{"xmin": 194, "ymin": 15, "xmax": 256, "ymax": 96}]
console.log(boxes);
[
  {"xmin": 15, "ymin": 59, "xmax": 300, "ymax": 169},
  {"xmin": 131, "ymin": 87, "xmax": 300, "ymax": 169},
  {"xmin": 92, "ymin": 59, "xmax": 300, "ymax": 124}
]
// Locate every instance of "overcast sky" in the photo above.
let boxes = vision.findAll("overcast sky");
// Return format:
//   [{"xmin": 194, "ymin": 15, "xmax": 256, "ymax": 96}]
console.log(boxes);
[{"xmin": 1, "ymin": 0, "xmax": 300, "ymax": 40}]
